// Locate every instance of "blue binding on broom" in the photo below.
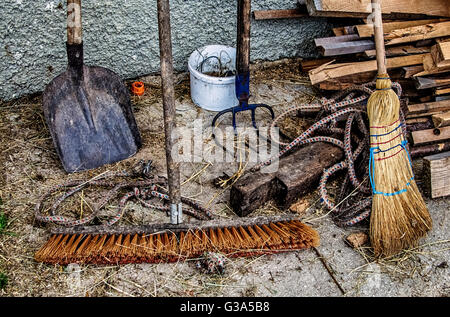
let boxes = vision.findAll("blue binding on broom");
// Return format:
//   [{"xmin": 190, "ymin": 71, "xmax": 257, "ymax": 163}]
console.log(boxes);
[{"xmin": 369, "ymin": 127, "xmax": 415, "ymax": 196}]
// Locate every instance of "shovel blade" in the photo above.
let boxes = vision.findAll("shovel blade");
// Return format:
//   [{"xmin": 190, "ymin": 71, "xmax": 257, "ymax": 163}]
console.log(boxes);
[{"xmin": 43, "ymin": 65, "xmax": 141, "ymax": 173}]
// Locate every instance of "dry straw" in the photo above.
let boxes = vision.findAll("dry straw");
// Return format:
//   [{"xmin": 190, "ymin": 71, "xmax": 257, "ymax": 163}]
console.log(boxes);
[{"xmin": 367, "ymin": 0, "xmax": 432, "ymax": 257}]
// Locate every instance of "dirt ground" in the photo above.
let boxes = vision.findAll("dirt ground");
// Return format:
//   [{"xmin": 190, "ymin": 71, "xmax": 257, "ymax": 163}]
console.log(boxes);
[{"xmin": 0, "ymin": 58, "xmax": 448, "ymax": 297}]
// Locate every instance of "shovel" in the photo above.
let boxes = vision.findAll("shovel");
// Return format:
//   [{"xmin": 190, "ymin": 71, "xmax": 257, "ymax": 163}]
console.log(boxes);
[{"xmin": 43, "ymin": 0, "xmax": 141, "ymax": 173}]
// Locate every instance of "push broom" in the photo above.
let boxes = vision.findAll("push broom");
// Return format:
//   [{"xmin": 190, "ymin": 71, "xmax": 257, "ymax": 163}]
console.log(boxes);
[
  {"xmin": 367, "ymin": 0, "xmax": 432, "ymax": 257},
  {"xmin": 34, "ymin": 0, "xmax": 319, "ymax": 265}
]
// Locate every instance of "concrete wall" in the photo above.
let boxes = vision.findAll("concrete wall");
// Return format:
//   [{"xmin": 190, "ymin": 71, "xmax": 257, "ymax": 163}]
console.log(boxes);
[{"xmin": 0, "ymin": 0, "xmax": 333, "ymax": 101}]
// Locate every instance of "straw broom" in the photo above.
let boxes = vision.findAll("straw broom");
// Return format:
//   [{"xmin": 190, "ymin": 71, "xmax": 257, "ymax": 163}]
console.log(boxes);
[{"xmin": 367, "ymin": 0, "xmax": 432, "ymax": 257}]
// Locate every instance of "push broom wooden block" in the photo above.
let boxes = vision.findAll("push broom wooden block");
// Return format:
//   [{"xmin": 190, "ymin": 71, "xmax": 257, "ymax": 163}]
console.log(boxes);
[{"xmin": 230, "ymin": 142, "xmax": 344, "ymax": 217}]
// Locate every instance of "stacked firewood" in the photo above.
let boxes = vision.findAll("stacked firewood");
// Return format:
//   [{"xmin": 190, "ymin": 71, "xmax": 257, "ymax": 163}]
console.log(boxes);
[
  {"xmin": 294, "ymin": 1, "xmax": 450, "ymax": 160},
  {"xmin": 253, "ymin": 1, "xmax": 450, "ymax": 197}
]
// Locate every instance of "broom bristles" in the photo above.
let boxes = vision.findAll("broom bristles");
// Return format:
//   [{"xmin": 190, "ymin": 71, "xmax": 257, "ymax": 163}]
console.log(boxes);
[
  {"xmin": 367, "ymin": 74, "xmax": 432, "ymax": 257},
  {"xmin": 34, "ymin": 220, "xmax": 320, "ymax": 265}
]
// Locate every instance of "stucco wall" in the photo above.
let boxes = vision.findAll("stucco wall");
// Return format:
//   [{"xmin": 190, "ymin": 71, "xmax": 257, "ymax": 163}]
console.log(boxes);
[{"xmin": 0, "ymin": 0, "xmax": 333, "ymax": 101}]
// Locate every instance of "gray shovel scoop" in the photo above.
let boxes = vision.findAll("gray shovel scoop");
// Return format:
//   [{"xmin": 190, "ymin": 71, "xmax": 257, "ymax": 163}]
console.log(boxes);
[{"xmin": 43, "ymin": 0, "xmax": 141, "ymax": 173}]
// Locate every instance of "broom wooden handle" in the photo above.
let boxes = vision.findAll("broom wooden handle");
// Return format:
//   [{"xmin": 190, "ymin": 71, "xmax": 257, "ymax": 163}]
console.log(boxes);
[
  {"xmin": 157, "ymin": 0, "xmax": 182, "ymax": 224},
  {"xmin": 67, "ymin": 0, "xmax": 82, "ymax": 45},
  {"xmin": 371, "ymin": 0, "xmax": 387, "ymax": 75}
]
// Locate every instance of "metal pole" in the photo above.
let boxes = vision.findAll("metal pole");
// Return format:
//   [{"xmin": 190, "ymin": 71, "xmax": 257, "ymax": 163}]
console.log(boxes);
[{"xmin": 157, "ymin": 0, "xmax": 182, "ymax": 224}]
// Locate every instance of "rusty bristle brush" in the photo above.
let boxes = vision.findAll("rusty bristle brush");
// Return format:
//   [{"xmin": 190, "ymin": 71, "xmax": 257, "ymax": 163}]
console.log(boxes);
[
  {"xmin": 34, "ymin": 217, "xmax": 319, "ymax": 265},
  {"xmin": 367, "ymin": 0, "xmax": 432, "ymax": 257}
]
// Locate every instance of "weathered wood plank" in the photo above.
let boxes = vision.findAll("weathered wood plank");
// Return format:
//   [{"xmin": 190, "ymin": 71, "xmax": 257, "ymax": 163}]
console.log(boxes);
[
  {"xmin": 253, "ymin": 9, "xmax": 308, "ymax": 20},
  {"xmin": 305, "ymin": 0, "xmax": 450, "ymax": 18},
  {"xmin": 300, "ymin": 58, "xmax": 335, "ymax": 72},
  {"xmin": 411, "ymin": 141, "xmax": 450, "ymax": 158},
  {"xmin": 403, "ymin": 65, "xmax": 425, "ymax": 78},
  {"xmin": 314, "ymin": 34, "xmax": 360, "ymax": 46},
  {"xmin": 364, "ymin": 46, "xmax": 430, "ymax": 59},
  {"xmin": 423, "ymin": 151, "xmax": 450, "ymax": 198},
  {"xmin": 411, "ymin": 126, "xmax": 450, "ymax": 145},
  {"xmin": 415, "ymin": 76, "xmax": 450, "ymax": 89},
  {"xmin": 385, "ymin": 21, "xmax": 450, "ymax": 46},
  {"xmin": 435, "ymin": 86, "xmax": 450, "ymax": 96},
  {"xmin": 317, "ymin": 40, "xmax": 375, "ymax": 56},
  {"xmin": 407, "ymin": 100, "xmax": 450, "ymax": 115},
  {"xmin": 356, "ymin": 19, "xmax": 448, "ymax": 38},
  {"xmin": 309, "ymin": 54, "xmax": 426, "ymax": 85}
]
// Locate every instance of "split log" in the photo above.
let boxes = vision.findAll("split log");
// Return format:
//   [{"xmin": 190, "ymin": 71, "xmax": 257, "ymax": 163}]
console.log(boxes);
[
  {"xmin": 385, "ymin": 21, "xmax": 450, "ymax": 46},
  {"xmin": 407, "ymin": 100, "xmax": 450, "ymax": 116},
  {"xmin": 419, "ymin": 53, "xmax": 450, "ymax": 75},
  {"xmin": 431, "ymin": 41, "xmax": 450, "ymax": 68},
  {"xmin": 332, "ymin": 26, "xmax": 356, "ymax": 36},
  {"xmin": 230, "ymin": 142, "xmax": 344, "ymax": 217},
  {"xmin": 406, "ymin": 117, "xmax": 434, "ymax": 132},
  {"xmin": 365, "ymin": 46, "xmax": 430, "ymax": 59},
  {"xmin": 403, "ymin": 65, "xmax": 425, "ymax": 78},
  {"xmin": 435, "ymin": 86, "xmax": 450, "ymax": 96},
  {"xmin": 411, "ymin": 126, "xmax": 450, "ymax": 145},
  {"xmin": 410, "ymin": 142, "xmax": 450, "ymax": 158},
  {"xmin": 309, "ymin": 54, "xmax": 426, "ymax": 85},
  {"xmin": 356, "ymin": 19, "xmax": 448, "ymax": 38},
  {"xmin": 415, "ymin": 76, "xmax": 450, "ymax": 89},
  {"xmin": 423, "ymin": 151, "xmax": 450, "ymax": 198},
  {"xmin": 432, "ymin": 111, "xmax": 450, "ymax": 127}
]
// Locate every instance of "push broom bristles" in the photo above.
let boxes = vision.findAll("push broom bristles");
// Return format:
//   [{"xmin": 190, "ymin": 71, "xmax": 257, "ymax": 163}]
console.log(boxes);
[
  {"xmin": 34, "ymin": 219, "xmax": 319, "ymax": 265},
  {"xmin": 367, "ymin": 75, "xmax": 432, "ymax": 257}
]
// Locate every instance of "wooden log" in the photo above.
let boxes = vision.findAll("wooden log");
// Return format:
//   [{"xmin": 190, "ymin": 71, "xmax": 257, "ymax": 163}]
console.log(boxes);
[
  {"xmin": 406, "ymin": 117, "xmax": 435, "ymax": 132},
  {"xmin": 364, "ymin": 46, "xmax": 430, "ymax": 59},
  {"xmin": 304, "ymin": 0, "xmax": 450, "ymax": 18},
  {"xmin": 314, "ymin": 34, "xmax": 360, "ymax": 46},
  {"xmin": 419, "ymin": 53, "xmax": 450, "ymax": 76},
  {"xmin": 423, "ymin": 151, "xmax": 450, "ymax": 198},
  {"xmin": 332, "ymin": 26, "xmax": 356, "ymax": 36},
  {"xmin": 436, "ymin": 95, "xmax": 450, "ymax": 101},
  {"xmin": 415, "ymin": 76, "xmax": 450, "ymax": 89},
  {"xmin": 385, "ymin": 21, "xmax": 450, "ymax": 46},
  {"xmin": 356, "ymin": 19, "xmax": 448, "ymax": 38},
  {"xmin": 411, "ymin": 126, "xmax": 450, "ymax": 145},
  {"xmin": 230, "ymin": 142, "xmax": 344, "ymax": 217},
  {"xmin": 435, "ymin": 86, "xmax": 450, "ymax": 95},
  {"xmin": 403, "ymin": 65, "xmax": 425, "ymax": 78},
  {"xmin": 309, "ymin": 54, "xmax": 426, "ymax": 85},
  {"xmin": 407, "ymin": 99, "xmax": 450, "ymax": 115},
  {"xmin": 317, "ymin": 40, "xmax": 375, "ymax": 56},
  {"xmin": 431, "ymin": 41, "xmax": 450, "ymax": 68},
  {"xmin": 253, "ymin": 9, "xmax": 308, "ymax": 20},
  {"xmin": 410, "ymin": 141, "xmax": 450, "ymax": 158},
  {"xmin": 432, "ymin": 111, "xmax": 450, "ymax": 127},
  {"xmin": 300, "ymin": 58, "xmax": 335, "ymax": 72}
]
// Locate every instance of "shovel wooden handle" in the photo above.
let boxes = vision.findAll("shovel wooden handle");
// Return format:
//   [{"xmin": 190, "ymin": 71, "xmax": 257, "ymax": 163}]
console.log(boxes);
[
  {"xmin": 67, "ymin": 0, "xmax": 82, "ymax": 44},
  {"xmin": 371, "ymin": 0, "xmax": 387, "ymax": 75}
]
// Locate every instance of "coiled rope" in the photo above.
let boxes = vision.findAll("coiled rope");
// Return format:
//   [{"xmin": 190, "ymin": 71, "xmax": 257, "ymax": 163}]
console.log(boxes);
[
  {"xmin": 253, "ymin": 82, "xmax": 404, "ymax": 226},
  {"xmin": 35, "ymin": 163, "xmax": 214, "ymax": 228}
]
